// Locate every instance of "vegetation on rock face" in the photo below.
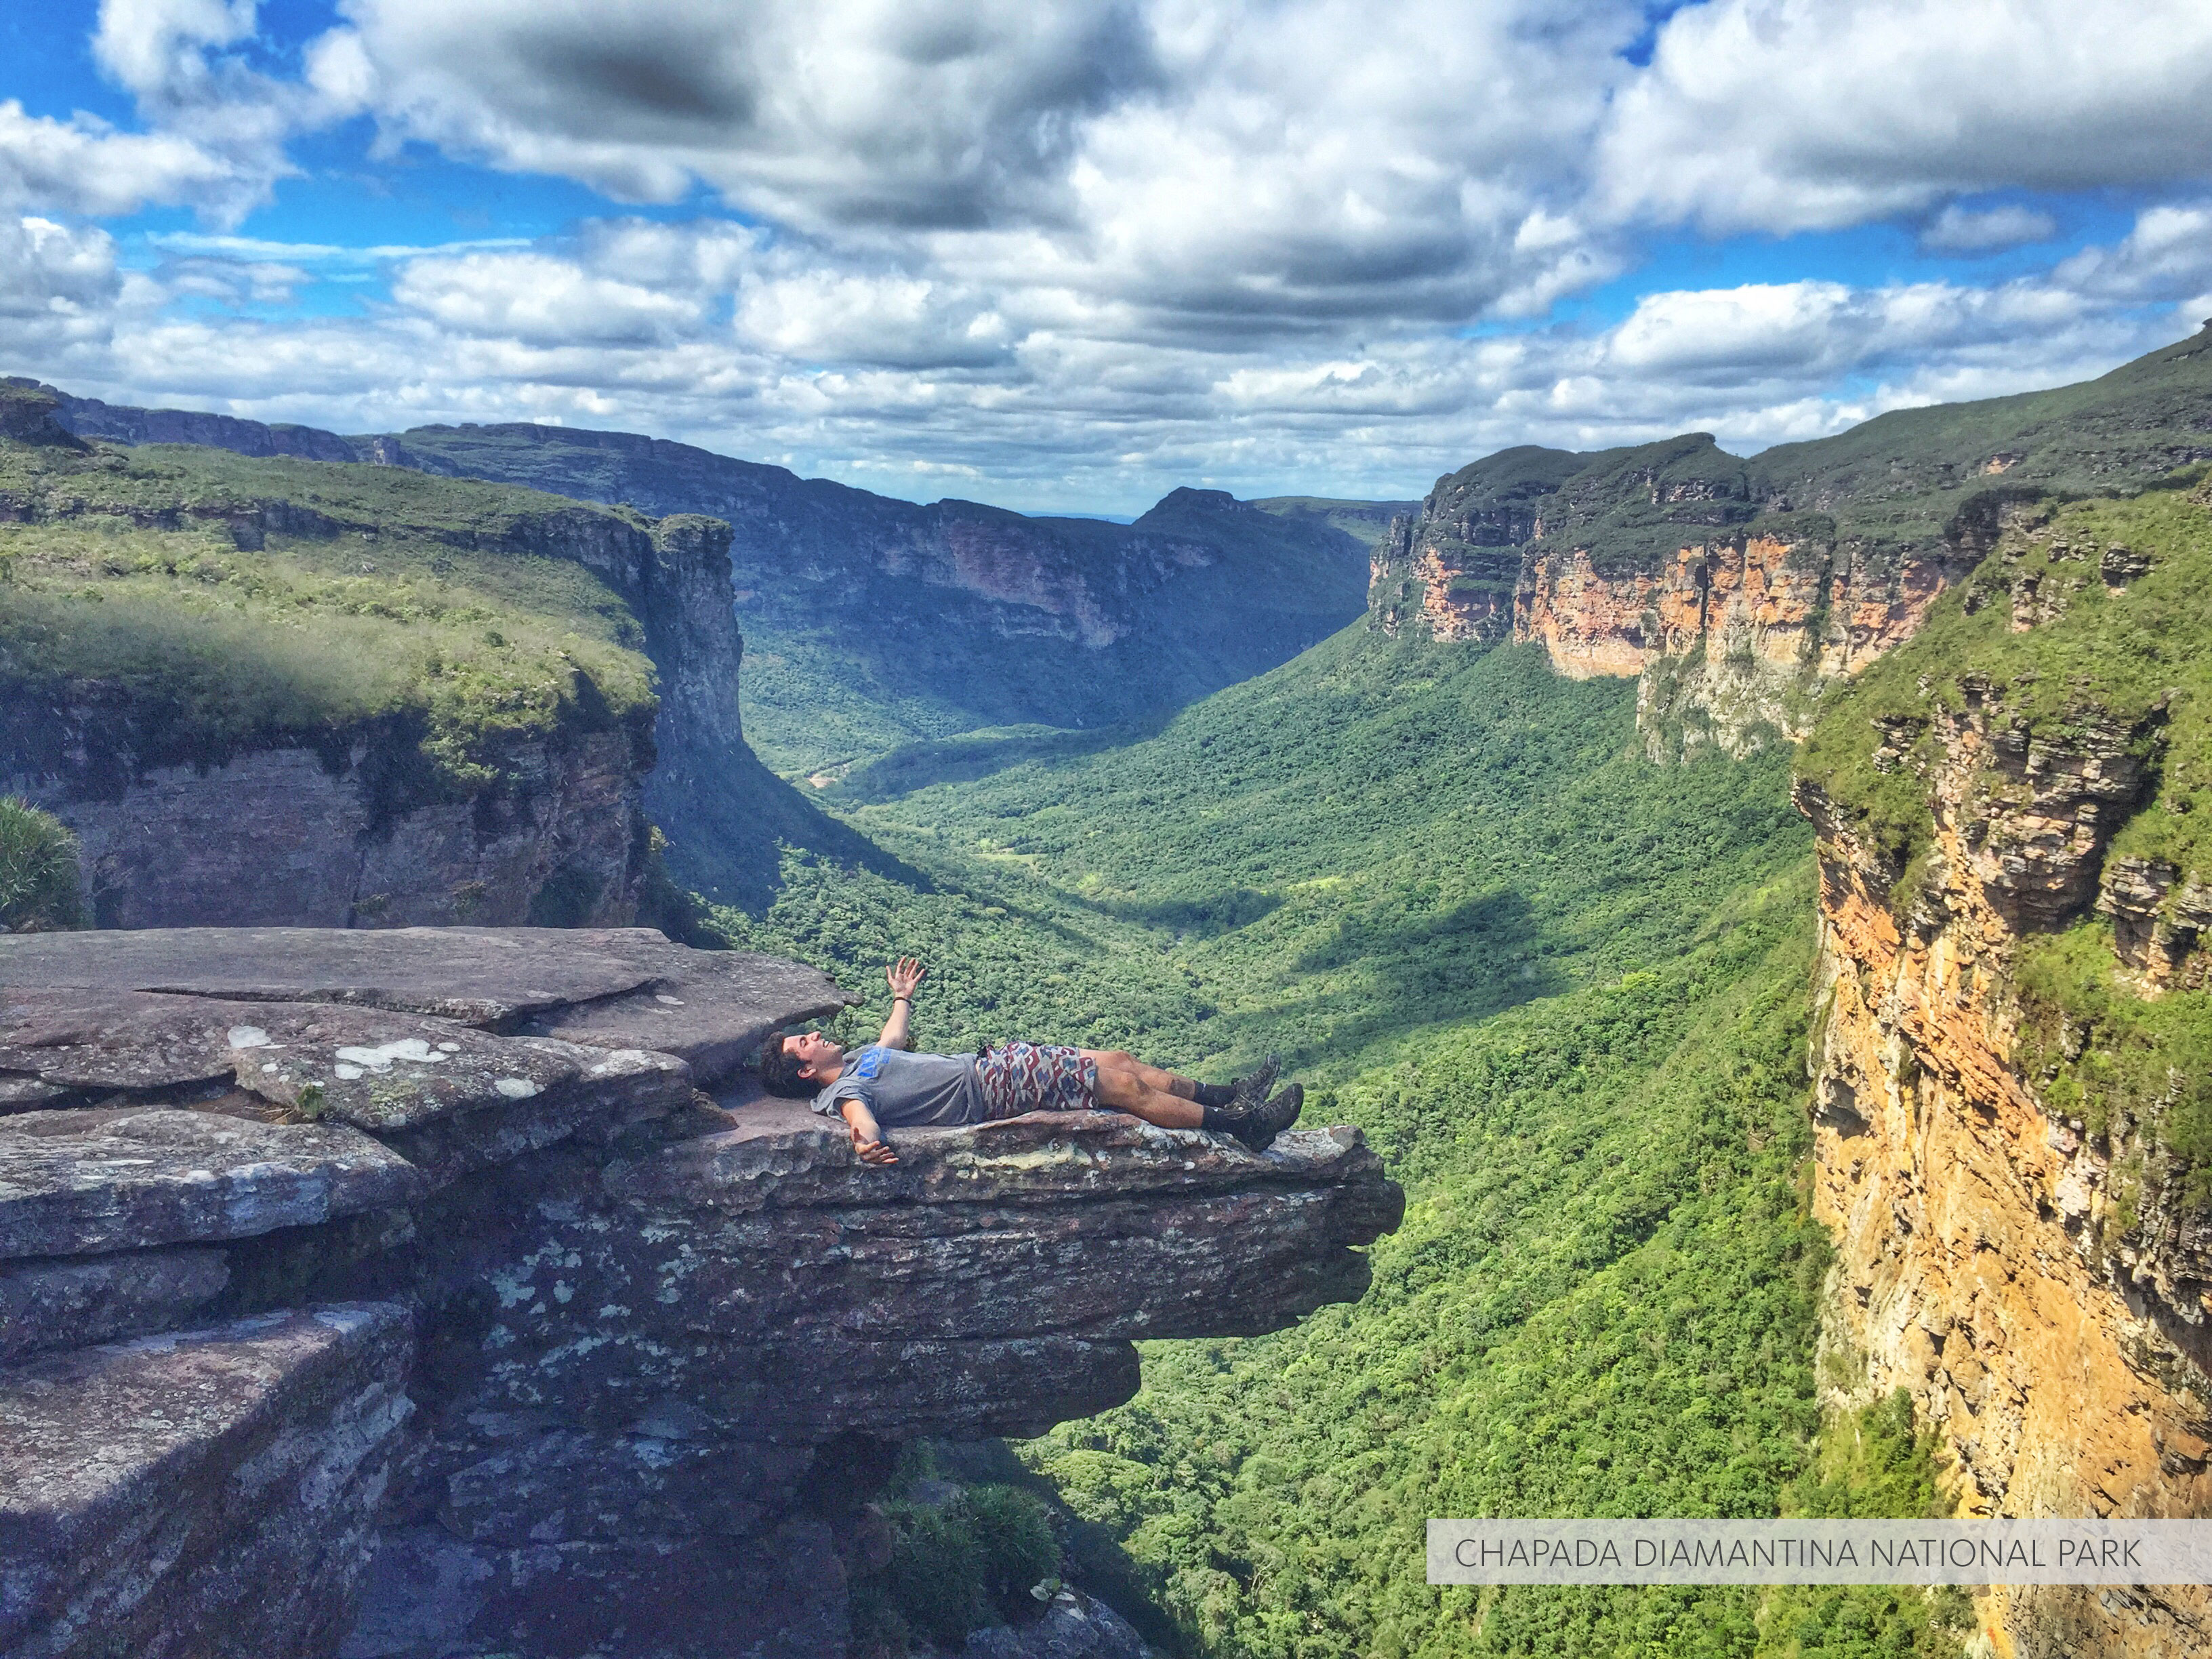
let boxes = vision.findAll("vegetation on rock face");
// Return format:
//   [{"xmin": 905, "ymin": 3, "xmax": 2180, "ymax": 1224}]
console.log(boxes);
[
  {"xmin": 1799, "ymin": 472, "xmax": 2212, "ymax": 1210},
  {"xmin": 0, "ymin": 434, "xmax": 656, "ymax": 784},
  {"xmin": 0, "ymin": 797, "xmax": 83, "ymax": 930},
  {"xmin": 851, "ymin": 1451, "xmax": 1063, "ymax": 1652},
  {"xmin": 1250, "ymin": 495, "xmax": 1422, "ymax": 551},
  {"xmin": 710, "ymin": 627, "xmax": 1951, "ymax": 1657}
]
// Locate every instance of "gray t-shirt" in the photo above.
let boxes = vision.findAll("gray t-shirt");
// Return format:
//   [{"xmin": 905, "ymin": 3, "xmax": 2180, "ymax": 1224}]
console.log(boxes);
[{"xmin": 811, "ymin": 1046, "xmax": 986, "ymax": 1127}]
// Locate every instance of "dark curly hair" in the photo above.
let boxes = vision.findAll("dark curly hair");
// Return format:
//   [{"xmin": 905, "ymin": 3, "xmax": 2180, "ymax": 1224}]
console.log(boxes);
[{"xmin": 755, "ymin": 1030, "xmax": 817, "ymax": 1098}]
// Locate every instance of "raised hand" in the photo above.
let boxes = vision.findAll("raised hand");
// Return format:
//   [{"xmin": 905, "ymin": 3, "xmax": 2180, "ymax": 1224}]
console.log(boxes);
[{"xmin": 887, "ymin": 956, "xmax": 926, "ymax": 1000}]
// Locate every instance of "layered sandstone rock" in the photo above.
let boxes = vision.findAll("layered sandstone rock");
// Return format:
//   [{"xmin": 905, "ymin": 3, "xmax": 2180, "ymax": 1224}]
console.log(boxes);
[
  {"xmin": 0, "ymin": 1304, "xmax": 417, "ymax": 1659},
  {"xmin": 1376, "ymin": 325, "xmax": 2212, "ymax": 760},
  {"xmin": 0, "ymin": 927, "xmax": 1402, "ymax": 1659},
  {"xmin": 1798, "ymin": 703, "xmax": 2212, "ymax": 1654},
  {"xmin": 5, "ymin": 718, "xmax": 649, "ymax": 930}
]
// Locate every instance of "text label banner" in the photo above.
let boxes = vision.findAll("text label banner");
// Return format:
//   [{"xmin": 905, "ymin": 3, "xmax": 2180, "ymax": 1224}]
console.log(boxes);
[{"xmin": 1427, "ymin": 1520, "xmax": 2212, "ymax": 1585}]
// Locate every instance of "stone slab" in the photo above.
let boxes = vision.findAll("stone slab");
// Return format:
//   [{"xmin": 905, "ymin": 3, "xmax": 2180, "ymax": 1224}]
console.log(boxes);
[
  {"xmin": 0, "ymin": 1107, "xmax": 426, "ymax": 1259},
  {"xmin": 0, "ymin": 1303, "xmax": 415, "ymax": 1659},
  {"xmin": 0, "ymin": 988, "xmax": 579, "ymax": 1126},
  {"xmin": 0, "ymin": 990, "xmax": 695, "ymax": 1183},
  {"xmin": 411, "ymin": 1102, "xmax": 1401, "ymax": 1441},
  {"xmin": 0, "ymin": 926, "xmax": 663, "ymax": 1023},
  {"xmin": 0, "ymin": 1246, "xmax": 229, "ymax": 1365},
  {"xmin": 965, "ymin": 1589, "xmax": 1153, "ymax": 1659},
  {"xmin": 378, "ymin": 1042, "xmax": 693, "ymax": 1187},
  {"xmin": 438, "ymin": 1429, "xmax": 813, "ymax": 1545},
  {"xmin": 340, "ymin": 1517, "xmax": 848, "ymax": 1659},
  {"xmin": 470, "ymin": 1328, "xmax": 1143, "ymax": 1441},
  {"xmin": 515, "ymin": 936, "xmax": 853, "ymax": 1086},
  {"xmin": 562, "ymin": 1185, "xmax": 1380, "ymax": 1343}
]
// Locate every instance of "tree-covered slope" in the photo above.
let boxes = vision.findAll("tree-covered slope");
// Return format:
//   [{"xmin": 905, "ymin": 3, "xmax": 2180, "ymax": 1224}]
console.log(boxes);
[{"xmin": 750, "ymin": 630, "xmax": 1809, "ymax": 1078}]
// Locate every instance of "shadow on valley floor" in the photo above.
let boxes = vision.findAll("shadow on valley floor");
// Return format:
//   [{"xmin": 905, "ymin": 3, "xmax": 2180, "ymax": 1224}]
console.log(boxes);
[
  {"xmin": 823, "ymin": 714, "xmax": 1177, "ymax": 804},
  {"xmin": 655, "ymin": 744, "xmax": 933, "ymax": 916},
  {"xmin": 1234, "ymin": 885, "xmax": 1570, "ymax": 1075},
  {"xmin": 1095, "ymin": 886, "xmax": 1286, "ymax": 939}
]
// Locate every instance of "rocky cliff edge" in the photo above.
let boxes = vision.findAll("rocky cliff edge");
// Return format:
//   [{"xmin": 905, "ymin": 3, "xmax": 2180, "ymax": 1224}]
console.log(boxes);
[
  {"xmin": 1793, "ymin": 478, "xmax": 2212, "ymax": 1656},
  {"xmin": 0, "ymin": 927, "xmax": 1404, "ymax": 1658}
]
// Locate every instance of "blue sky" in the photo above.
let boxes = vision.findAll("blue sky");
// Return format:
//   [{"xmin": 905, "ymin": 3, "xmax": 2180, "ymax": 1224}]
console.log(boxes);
[{"xmin": 3, "ymin": 1, "xmax": 2209, "ymax": 514}]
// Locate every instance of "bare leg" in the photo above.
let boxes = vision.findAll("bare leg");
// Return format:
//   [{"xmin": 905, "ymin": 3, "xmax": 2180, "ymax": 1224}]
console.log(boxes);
[
  {"xmin": 1081, "ymin": 1048, "xmax": 1201, "ymax": 1101},
  {"xmin": 1090, "ymin": 1064, "xmax": 1203, "ymax": 1128}
]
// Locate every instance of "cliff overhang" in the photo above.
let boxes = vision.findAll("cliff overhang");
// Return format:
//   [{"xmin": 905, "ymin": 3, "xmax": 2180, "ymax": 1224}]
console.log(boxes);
[{"xmin": 0, "ymin": 926, "xmax": 1404, "ymax": 1658}]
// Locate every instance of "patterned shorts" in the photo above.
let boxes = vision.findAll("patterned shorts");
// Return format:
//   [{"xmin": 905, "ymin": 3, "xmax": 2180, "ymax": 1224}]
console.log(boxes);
[{"xmin": 977, "ymin": 1042, "xmax": 1101, "ymax": 1119}]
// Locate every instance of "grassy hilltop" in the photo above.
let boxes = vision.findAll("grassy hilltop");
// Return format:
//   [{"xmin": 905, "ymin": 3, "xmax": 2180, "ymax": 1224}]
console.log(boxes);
[{"xmin": 0, "ymin": 398, "xmax": 656, "ymax": 784}]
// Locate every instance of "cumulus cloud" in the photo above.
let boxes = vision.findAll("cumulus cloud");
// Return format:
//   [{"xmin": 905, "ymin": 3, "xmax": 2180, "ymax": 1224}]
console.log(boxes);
[
  {"xmin": 0, "ymin": 100, "xmax": 243, "ymax": 218},
  {"xmin": 7, "ymin": 2, "xmax": 2212, "ymax": 511},
  {"xmin": 1598, "ymin": 0, "xmax": 2212, "ymax": 234},
  {"xmin": 0, "ymin": 218, "xmax": 120, "ymax": 316},
  {"xmin": 9, "ymin": 204, "xmax": 2196, "ymax": 512},
  {"xmin": 325, "ymin": 0, "xmax": 1167, "ymax": 226},
  {"xmin": 83, "ymin": 0, "xmax": 338, "ymax": 224},
  {"xmin": 301, "ymin": 0, "xmax": 1641, "ymax": 342},
  {"xmin": 390, "ymin": 251, "xmax": 710, "ymax": 346},
  {"xmin": 0, "ymin": 217, "xmax": 124, "ymax": 362},
  {"xmin": 736, "ymin": 270, "xmax": 1012, "ymax": 369},
  {"xmin": 2053, "ymin": 203, "xmax": 2212, "ymax": 304},
  {"xmin": 1919, "ymin": 203, "xmax": 2059, "ymax": 253}
]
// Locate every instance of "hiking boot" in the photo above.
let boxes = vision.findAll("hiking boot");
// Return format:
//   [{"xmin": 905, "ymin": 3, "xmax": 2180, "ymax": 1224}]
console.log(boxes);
[
  {"xmin": 1233, "ymin": 1082, "xmax": 1303, "ymax": 1153},
  {"xmin": 1228, "ymin": 1054, "xmax": 1281, "ymax": 1111}
]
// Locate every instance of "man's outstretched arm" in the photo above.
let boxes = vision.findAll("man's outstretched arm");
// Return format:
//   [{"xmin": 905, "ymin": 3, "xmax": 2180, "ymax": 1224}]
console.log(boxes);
[
  {"xmin": 841, "ymin": 1098, "xmax": 898, "ymax": 1165},
  {"xmin": 877, "ymin": 956, "xmax": 925, "ymax": 1050}
]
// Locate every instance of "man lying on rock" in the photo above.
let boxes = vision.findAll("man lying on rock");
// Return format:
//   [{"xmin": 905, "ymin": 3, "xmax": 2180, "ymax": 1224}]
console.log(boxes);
[{"xmin": 755, "ymin": 957, "xmax": 1303, "ymax": 1166}]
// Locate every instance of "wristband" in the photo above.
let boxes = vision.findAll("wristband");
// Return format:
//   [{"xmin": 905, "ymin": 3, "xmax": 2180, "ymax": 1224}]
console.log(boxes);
[{"xmin": 893, "ymin": 994, "xmax": 912, "ymax": 1004}]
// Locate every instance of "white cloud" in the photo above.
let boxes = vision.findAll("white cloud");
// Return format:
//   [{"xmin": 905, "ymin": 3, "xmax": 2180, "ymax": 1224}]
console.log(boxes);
[
  {"xmin": 389, "ymin": 251, "xmax": 710, "ymax": 345},
  {"xmin": 306, "ymin": 0, "xmax": 1640, "ymax": 343},
  {"xmin": 324, "ymin": 0, "xmax": 1169, "ymax": 226},
  {"xmin": 1598, "ymin": 0, "xmax": 2212, "ymax": 234},
  {"xmin": 7, "ymin": 205, "xmax": 2198, "ymax": 514},
  {"xmin": 0, "ymin": 100, "xmax": 243, "ymax": 219},
  {"xmin": 1920, "ymin": 203, "xmax": 2059, "ymax": 253},
  {"xmin": 148, "ymin": 232, "xmax": 533, "ymax": 262},
  {"xmin": 0, "ymin": 217, "xmax": 123, "ymax": 361},
  {"xmin": 737, "ymin": 270, "xmax": 1012, "ymax": 369},
  {"xmin": 2053, "ymin": 203, "xmax": 2212, "ymax": 302},
  {"xmin": 7, "ymin": 2, "xmax": 2212, "ymax": 512}
]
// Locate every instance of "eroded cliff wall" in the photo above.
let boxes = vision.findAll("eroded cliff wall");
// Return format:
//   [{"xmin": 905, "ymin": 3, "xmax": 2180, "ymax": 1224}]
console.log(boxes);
[
  {"xmin": 1368, "ymin": 325, "xmax": 2212, "ymax": 760},
  {"xmin": 1795, "ymin": 482, "xmax": 2212, "ymax": 1656}
]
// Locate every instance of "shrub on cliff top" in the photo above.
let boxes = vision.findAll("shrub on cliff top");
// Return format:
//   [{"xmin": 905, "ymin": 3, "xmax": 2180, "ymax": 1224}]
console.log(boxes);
[{"xmin": 0, "ymin": 798, "xmax": 85, "ymax": 930}]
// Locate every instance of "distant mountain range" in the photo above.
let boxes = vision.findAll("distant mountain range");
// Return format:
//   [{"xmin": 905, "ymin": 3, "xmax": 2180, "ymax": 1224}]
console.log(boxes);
[{"xmin": 26, "ymin": 385, "xmax": 1404, "ymax": 775}]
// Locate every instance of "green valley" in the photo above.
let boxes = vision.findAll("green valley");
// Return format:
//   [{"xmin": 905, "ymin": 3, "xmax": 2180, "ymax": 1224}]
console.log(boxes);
[{"xmin": 705, "ymin": 626, "xmax": 1963, "ymax": 1658}]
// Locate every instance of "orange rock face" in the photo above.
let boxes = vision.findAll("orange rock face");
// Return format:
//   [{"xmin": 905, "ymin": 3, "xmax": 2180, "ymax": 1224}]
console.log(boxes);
[
  {"xmin": 1513, "ymin": 550, "xmax": 1660, "ymax": 676},
  {"xmin": 1799, "ymin": 714, "xmax": 2212, "ymax": 1654},
  {"xmin": 1515, "ymin": 535, "xmax": 1833, "ymax": 682}
]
